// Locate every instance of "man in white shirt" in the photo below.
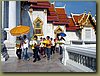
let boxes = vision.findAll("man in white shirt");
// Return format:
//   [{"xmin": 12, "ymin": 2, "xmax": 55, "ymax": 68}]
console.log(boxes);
[
  {"xmin": 32, "ymin": 35, "xmax": 41, "ymax": 62},
  {"xmin": 23, "ymin": 35, "xmax": 30, "ymax": 60},
  {"xmin": 51, "ymin": 38, "xmax": 55, "ymax": 55}
]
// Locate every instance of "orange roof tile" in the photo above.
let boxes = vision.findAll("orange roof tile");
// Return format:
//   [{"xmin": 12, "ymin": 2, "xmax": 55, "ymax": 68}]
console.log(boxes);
[
  {"xmin": 58, "ymin": 19, "xmax": 67, "ymax": 22},
  {"xmin": 53, "ymin": 8, "xmax": 68, "ymax": 24},
  {"xmin": 48, "ymin": 4, "xmax": 55, "ymax": 12},
  {"xmin": 58, "ymin": 14, "xmax": 67, "ymax": 19},
  {"xmin": 66, "ymin": 26, "xmax": 80, "ymax": 31},
  {"xmin": 56, "ymin": 8, "xmax": 66, "ymax": 15},
  {"xmin": 29, "ymin": 0, "xmax": 49, "ymax": 2},
  {"xmin": 47, "ymin": 4, "xmax": 58, "ymax": 21},
  {"xmin": 29, "ymin": 0, "xmax": 50, "ymax": 8},
  {"xmin": 67, "ymin": 18, "xmax": 75, "ymax": 27},
  {"xmin": 47, "ymin": 16, "xmax": 58, "ymax": 21}
]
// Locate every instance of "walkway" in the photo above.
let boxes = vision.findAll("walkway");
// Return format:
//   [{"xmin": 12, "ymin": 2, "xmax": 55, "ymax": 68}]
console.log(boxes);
[{"xmin": 1, "ymin": 52, "xmax": 73, "ymax": 72}]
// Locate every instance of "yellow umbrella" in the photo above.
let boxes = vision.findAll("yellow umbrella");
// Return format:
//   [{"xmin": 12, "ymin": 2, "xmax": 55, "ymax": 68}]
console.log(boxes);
[{"xmin": 10, "ymin": 25, "xmax": 30, "ymax": 36}]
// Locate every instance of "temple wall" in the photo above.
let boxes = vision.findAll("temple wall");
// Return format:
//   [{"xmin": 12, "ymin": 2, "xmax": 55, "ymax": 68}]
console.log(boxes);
[
  {"xmin": 46, "ymin": 23, "xmax": 54, "ymax": 39},
  {"xmin": 28, "ymin": 9, "xmax": 47, "ymax": 38},
  {"xmin": 65, "ymin": 31, "xmax": 79, "ymax": 44},
  {"xmin": 82, "ymin": 27, "xmax": 96, "ymax": 41}
]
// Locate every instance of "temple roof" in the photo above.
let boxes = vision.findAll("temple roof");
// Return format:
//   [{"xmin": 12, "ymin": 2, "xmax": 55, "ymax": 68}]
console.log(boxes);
[
  {"xmin": 29, "ymin": 0, "xmax": 50, "ymax": 8},
  {"xmin": 72, "ymin": 14, "xmax": 84, "ymax": 24},
  {"xmin": 47, "ymin": 4, "xmax": 68, "ymax": 24},
  {"xmin": 28, "ymin": 1, "xmax": 68, "ymax": 24},
  {"xmin": 70, "ymin": 12, "xmax": 96, "ymax": 31},
  {"xmin": 66, "ymin": 17, "xmax": 80, "ymax": 31},
  {"xmin": 53, "ymin": 8, "xmax": 68, "ymax": 24},
  {"xmin": 67, "ymin": 18, "xmax": 75, "ymax": 27},
  {"xmin": 47, "ymin": 4, "xmax": 58, "ymax": 21},
  {"xmin": 66, "ymin": 26, "xmax": 80, "ymax": 31},
  {"xmin": 28, "ymin": 1, "xmax": 96, "ymax": 31}
]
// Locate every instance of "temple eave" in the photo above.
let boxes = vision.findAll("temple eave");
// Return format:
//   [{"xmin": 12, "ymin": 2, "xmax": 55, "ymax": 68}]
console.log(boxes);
[
  {"xmin": 30, "ymin": 5, "xmax": 50, "ymax": 8},
  {"xmin": 53, "ymin": 22, "xmax": 68, "ymax": 25},
  {"xmin": 66, "ymin": 26, "xmax": 80, "ymax": 31}
]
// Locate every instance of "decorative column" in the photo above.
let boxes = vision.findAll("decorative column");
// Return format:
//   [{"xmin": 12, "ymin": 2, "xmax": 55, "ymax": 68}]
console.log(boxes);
[
  {"xmin": 2, "ymin": 1, "xmax": 4, "ymax": 29},
  {"xmin": 8, "ymin": 1, "xmax": 16, "ymax": 44}
]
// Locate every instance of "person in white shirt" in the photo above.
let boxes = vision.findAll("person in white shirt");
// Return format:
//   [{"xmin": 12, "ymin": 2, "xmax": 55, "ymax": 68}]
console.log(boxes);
[
  {"xmin": 32, "ymin": 35, "xmax": 41, "ymax": 62},
  {"xmin": 51, "ymin": 38, "xmax": 55, "ymax": 55},
  {"xmin": 29, "ymin": 37, "xmax": 37, "ymax": 58},
  {"xmin": 22, "ymin": 35, "xmax": 30, "ymax": 60}
]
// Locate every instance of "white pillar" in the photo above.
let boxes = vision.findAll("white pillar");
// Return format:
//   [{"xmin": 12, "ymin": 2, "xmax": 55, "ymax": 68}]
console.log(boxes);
[
  {"xmin": 81, "ymin": 29, "xmax": 84, "ymax": 41},
  {"xmin": 2, "ymin": 1, "xmax": 4, "ymax": 29},
  {"xmin": 62, "ymin": 45, "xmax": 69, "ymax": 65},
  {"xmin": 8, "ymin": 1, "xmax": 16, "ymax": 44}
]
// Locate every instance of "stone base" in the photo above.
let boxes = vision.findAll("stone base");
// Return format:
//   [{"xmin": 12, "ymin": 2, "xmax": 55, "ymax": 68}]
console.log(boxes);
[
  {"xmin": 3, "ymin": 40, "xmax": 17, "ymax": 57},
  {"xmin": 1, "ymin": 55, "xmax": 5, "ymax": 62}
]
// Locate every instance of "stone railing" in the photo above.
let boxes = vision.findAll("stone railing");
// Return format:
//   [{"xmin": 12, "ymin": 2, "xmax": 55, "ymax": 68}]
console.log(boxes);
[
  {"xmin": 70, "ymin": 40, "xmax": 96, "ymax": 45},
  {"xmin": 62, "ymin": 44, "xmax": 96, "ymax": 72}
]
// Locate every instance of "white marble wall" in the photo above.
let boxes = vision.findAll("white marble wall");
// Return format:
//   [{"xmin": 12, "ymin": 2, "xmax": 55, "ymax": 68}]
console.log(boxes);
[
  {"xmin": 92, "ymin": 29, "xmax": 96, "ymax": 41},
  {"xmin": 46, "ymin": 23, "xmax": 54, "ymax": 39},
  {"xmin": 28, "ymin": 9, "xmax": 47, "ymax": 38},
  {"xmin": 65, "ymin": 31, "xmax": 79, "ymax": 44},
  {"xmin": 82, "ymin": 27, "xmax": 96, "ymax": 41}
]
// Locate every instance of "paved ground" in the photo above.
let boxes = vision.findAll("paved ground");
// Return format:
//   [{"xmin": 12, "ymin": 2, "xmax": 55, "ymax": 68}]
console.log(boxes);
[{"xmin": 1, "ymin": 52, "xmax": 74, "ymax": 72}]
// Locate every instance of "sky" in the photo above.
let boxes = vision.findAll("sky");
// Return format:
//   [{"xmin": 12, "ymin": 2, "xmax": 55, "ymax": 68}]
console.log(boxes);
[{"xmin": 53, "ymin": 1, "xmax": 96, "ymax": 17}]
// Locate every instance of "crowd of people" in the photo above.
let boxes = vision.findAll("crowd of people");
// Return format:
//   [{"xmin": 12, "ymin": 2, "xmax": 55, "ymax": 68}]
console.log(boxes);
[{"xmin": 16, "ymin": 35, "xmax": 65, "ymax": 62}]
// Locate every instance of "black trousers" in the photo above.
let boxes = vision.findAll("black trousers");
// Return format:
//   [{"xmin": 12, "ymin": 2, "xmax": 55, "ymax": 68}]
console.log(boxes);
[
  {"xmin": 51, "ymin": 46, "xmax": 55, "ymax": 55},
  {"xmin": 33, "ymin": 47, "xmax": 41, "ymax": 61},
  {"xmin": 16, "ymin": 49, "xmax": 22, "ymax": 59},
  {"xmin": 60, "ymin": 46, "xmax": 63, "ymax": 55}
]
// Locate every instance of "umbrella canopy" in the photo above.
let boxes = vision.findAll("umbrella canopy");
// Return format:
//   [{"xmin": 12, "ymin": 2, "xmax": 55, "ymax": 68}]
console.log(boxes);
[
  {"xmin": 10, "ymin": 25, "xmax": 30, "ymax": 36},
  {"xmin": 59, "ymin": 32, "xmax": 66, "ymax": 37}
]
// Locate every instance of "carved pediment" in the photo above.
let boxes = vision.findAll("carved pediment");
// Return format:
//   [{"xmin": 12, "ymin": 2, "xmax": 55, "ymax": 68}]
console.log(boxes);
[{"xmin": 54, "ymin": 26, "xmax": 64, "ymax": 34}]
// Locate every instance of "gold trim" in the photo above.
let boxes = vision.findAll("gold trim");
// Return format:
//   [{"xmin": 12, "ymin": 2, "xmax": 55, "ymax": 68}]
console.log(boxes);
[
  {"xmin": 34, "ymin": 34, "xmax": 44, "ymax": 36},
  {"xmin": 54, "ymin": 26, "xmax": 64, "ymax": 38},
  {"xmin": 33, "ymin": 17, "xmax": 43, "ymax": 36},
  {"xmin": 78, "ymin": 12, "xmax": 86, "ymax": 24},
  {"xmin": 82, "ymin": 12, "xmax": 90, "ymax": 25},
  {"xmin": 71, "ymin": 14, "xmax": 76, "ymax": 25},
  {"xmin": 54, "ymin": 26, "xmax": 64, "ymax": 34}
]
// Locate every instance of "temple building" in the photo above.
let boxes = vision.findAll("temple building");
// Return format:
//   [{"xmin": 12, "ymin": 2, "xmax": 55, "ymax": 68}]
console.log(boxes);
[
  {"xmin": 66, "ymin": 12, "xmax": 96, "ymax": 44},
  {"xmin": 1, "ymin": 1, "xmax": 96, "ymax": 58}
]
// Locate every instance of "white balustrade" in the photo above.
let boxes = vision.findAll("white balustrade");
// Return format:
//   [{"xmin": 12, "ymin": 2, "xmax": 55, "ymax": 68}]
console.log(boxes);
[{"xmin": 62, "ymin": 44, "xmax": 96, "ymax": 71}]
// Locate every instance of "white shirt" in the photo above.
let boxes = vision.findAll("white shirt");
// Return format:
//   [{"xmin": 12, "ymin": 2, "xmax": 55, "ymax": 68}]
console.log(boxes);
[
  {"xmin": 30, "ymin": 40, "xmax": 37, "ymax": 46},
  {"xmin": 51, "ymin": 40, "xmax": 55, "ymax": 46},
  {"xmin": 23, "ymin": 39, "xmax": 29, "ymax": 48}
]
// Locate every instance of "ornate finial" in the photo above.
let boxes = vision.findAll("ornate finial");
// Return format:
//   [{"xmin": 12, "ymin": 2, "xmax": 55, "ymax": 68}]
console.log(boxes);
[
  {"xmin": 84, "ymin": 10, "xmax": 86, "ymax": 13},
  {"xmin": 64, "ymin": 4, "xmax": 66, "ymax": 8},
  {"xmin": 89, "ymin": 10, "xmax": 91, "ymax": 14},
  {"xmin": 51, "ymin": 1, "xmax": 55, "ymax": 6}
]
